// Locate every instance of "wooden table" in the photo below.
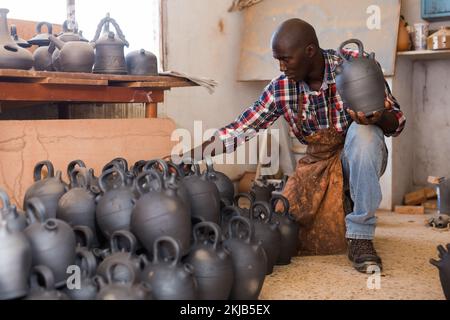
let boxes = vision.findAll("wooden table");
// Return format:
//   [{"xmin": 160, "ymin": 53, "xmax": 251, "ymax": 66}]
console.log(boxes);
[{"xmin": 0, "ymin": 69, "xmax": 198, "ymax": 118}]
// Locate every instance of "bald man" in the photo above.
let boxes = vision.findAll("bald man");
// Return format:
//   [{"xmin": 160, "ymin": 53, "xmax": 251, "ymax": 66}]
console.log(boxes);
[{"xmin": 178, "ymin": 19, "xmax": 406, "ymax": 273}]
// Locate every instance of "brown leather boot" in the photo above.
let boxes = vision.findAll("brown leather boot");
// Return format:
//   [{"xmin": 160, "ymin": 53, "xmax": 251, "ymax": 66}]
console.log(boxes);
[{"xmin": 347, "ymin": 238, "xmax": 383, "ymax": 273}]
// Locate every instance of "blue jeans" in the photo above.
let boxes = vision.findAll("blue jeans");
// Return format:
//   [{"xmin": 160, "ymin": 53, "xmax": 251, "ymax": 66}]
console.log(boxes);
[{"xmin": 341, "ymin": 122, "xmax": 388, "ymax": 240}]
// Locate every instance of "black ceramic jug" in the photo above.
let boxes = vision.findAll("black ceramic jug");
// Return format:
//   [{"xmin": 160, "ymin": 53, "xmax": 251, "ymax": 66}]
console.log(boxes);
[
  {"xmin": 223, "ymin": 216, "xmax": 267, "ymax": 300},
  {"xmin": 95, "ymin": 168, "xmax": 136, "ymax": 239},
  {"xmin": 270, "ymin": 194, "xmax": 299, "ymax": 265},
  {"xmin": 184, "ymin": 222, "xmax": 234, "ymax": 300},
  {"xmin": 57, "ymin": 167, "xmax": 99, "ymax": 246},
  {"xmin": 24, "ymin": 198, "xmax": 76, "ymax": 288},
  {"xmin": 131, "ymin": 169, "xmax": 191, "ymax": 256},
  {"xmin": 95, "ymin": 262, "xmax": 151, "ymax": 300},
  {"xmin": 335, "ymin": 39, "xmax": 385, "ymax": 116},
  {"xmin": 97, "ymin": 230, "xmax": 144, "ymax": 284},
  {"xmin": 23, "ymin": 160, "xmax": 67, "ymax": 220},
  {"xmin": 182, "ymin": 159, "xmax": 221, "ymax": 224},
  {"xmin": 141, "ymin": 236, "xmax": 198, "ymax": 300},
  {"xmin": 249, "ymin": 201, "xmax": 281, "ymax": 275}
]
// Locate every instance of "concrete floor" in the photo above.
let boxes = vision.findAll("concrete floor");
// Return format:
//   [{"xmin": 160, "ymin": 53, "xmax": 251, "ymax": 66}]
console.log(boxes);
[{"xmin": 259, "ymin": 210, "xmax": 449, "ymax": 300}]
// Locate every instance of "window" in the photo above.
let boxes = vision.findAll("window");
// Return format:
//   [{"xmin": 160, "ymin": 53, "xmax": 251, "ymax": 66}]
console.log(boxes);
[{"xmin": 3, "ymin": 0, "xmax": 161, "ymax": 68}]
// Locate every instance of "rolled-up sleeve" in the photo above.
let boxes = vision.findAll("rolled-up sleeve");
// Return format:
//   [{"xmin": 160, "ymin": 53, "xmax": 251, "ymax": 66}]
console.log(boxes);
[
  {"xmin": 216, "ymin": 81, "xmax": 282, "ymax": 153},
  {"xmin": 383, "ymin": 79, "xmax": 406, "ymax": 137}
]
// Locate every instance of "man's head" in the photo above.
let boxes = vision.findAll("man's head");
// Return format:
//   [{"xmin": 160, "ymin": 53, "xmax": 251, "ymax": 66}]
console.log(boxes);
[{"xmin": 271, "ymin": 19, "xmax": 320, "ymax": 82}]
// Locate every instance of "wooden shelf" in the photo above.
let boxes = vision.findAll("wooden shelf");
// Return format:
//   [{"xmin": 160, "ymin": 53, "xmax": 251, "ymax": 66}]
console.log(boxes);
[
  {"xmin": 0, "ymin": 69, "xmax": 198, "ymax": 105},
  {"xmin": 397, "ymin": 49, "xmax": 450, "ymax": 61}
]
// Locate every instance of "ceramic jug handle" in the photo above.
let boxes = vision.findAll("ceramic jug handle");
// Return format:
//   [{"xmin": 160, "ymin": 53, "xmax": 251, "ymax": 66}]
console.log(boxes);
[
  {"xmin": 73, "ymin": 225, "xmax": 94, "ymax": 249},
  {"xmin": 180, "ymin": 157, "xmax": 201, "ymax": 176},
  {"xmin": 33, "ymin": 160, "xmax": 55, "ymax": 182},
  {"xmin": 270, "ymin": 194, "xmax": 290, "ymax": 216},
  {"xmin": 228, "ymin": 216, "xmax": 253, "ymax": 244},
  {"xmin": 135, "ymin": 170, "xmax": 163, "ymax": 196},
  {"xmin": 0, "ymin": 188, "xmax": 11, "ymax": 210},
  {"xmin": 110, "ymin": 230, "xmax": 137, "ymax": 254},
  {"xmin": 143, "ymin": 159, "xmax": 169, "ymax": 179},
  {"xmin": 337, "ymin": 38, "xmax": 364, "ymax": 60},
  {"xmin": 108, "ymin": 17, "xmax": 129, "ymax": 47},
  {"xmin": 220, "ymin": 205, "xmax": 240, "ymax": 227},
  {"xmin": 29, "ymin": 265, "xmax": 55, "ymax": 290},
  {"xmin": 75, "ymin": 248, "xmax": 98, "ymax": 278},
  {"xmin": 109, "ymin": 157, "xmax": 128, "ymax": 172},
  {"xmin": 98, "ymin": 167, "xmax": 125, "ymax": 193},
  {"xmin": 193, "ymin": 221, "xmax": 222, "ymax": 250},
  {"xmin": 35, "ymin": 21, "xmax": 53, "ymax": 35},
  {"xmin": 69, "ymin": 167, "xmax": 89, "ymax": 189},
  {"xmin": 67, "ymin": 160, "xmax": 86, "ymax": 180},
  {"xmin": 233, "ymin": 192, "xmax": 254, "ymax": 209},
  {"xmin": 250, "ymin": 201, "xmax": 272, "ymax": 222},
  {"xmin": 131, "ymin": 160, "xmax": 147, "ymax": 177},
  {"xmin": 153, "ymin": 236, "xmax": 181, "ymax": 268},
  {"xmin": 166, "ymin": 161, "xmax": 185, "ymax": 178},
  {"xmin": 25, "ymin": 197, "xmax": 47, "ymax": 224}
]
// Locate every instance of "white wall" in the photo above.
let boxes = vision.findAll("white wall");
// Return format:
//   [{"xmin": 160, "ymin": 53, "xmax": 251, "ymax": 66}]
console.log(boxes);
[{"xmin": 160, "ymin": 0, "xmax": 270, "ymax": 178}]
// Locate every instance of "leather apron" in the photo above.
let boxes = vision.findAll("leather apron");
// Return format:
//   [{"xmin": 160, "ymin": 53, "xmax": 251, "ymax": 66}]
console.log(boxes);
[{"xmin": 280, "ymin": 87, "xmax": 347, "ymax": 256}]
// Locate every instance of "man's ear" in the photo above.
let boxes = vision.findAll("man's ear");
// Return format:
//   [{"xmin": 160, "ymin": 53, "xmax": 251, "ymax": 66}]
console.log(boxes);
[{"xmin": 304, "ymin": 44, "xmax": 318, "ymax": 58}]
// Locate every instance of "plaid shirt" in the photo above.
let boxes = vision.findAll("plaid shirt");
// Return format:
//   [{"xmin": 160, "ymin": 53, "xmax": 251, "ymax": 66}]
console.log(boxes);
[{"xmin": 217, "ymin": 49, "xmax": 406, "ymax": 153}]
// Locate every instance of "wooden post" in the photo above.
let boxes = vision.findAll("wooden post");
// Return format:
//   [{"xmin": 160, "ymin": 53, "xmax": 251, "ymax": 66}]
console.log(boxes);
[{"xmin": 146, "ymin": 102, "xmax": 158, "ymax": 118}]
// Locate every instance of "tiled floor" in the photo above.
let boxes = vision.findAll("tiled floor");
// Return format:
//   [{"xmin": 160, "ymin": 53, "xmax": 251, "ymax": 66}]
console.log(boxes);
[{"xmin": 259, "ymin": 211, "xmax": 449, "ymax": 300}]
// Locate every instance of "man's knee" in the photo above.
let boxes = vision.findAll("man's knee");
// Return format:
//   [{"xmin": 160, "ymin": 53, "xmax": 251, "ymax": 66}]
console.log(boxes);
[{"xmin": 345, "ymin": 123, "xmax": 385, "ymax": 154}]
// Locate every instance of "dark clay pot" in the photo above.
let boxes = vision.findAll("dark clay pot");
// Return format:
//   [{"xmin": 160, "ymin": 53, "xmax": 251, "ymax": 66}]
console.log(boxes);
[
  {"xmin": 131, "ymin": 169, "xmax": 191, "ymax": 256},
  {"xmin": 23, "ymin": 160, "xmax": 67, "ymax": 220},
  {"xmin": 0, "ymin": 208, "xmax": 32, "ymax": 300},
  {"xmin": 335, "ymin": 39, "xmax": 385, "ymax": 116},
  {"xmin": 203, "ymin": 157, "xmax": 235, "ymax": 204},
  {"xmin": 182, "ymin": 160, "xmax": 221, "ymax": 224},
  {"xmin": 57, "ymin": 167, "xmax": 99, "ymax": 246},
  {"xmin": 95, "ymin": 262, "xmax": 152, "ymax": 300},
  {"xmin": 126, "ymin": 49, "xmax": 158, "ymax": 75},
  {"xmin": 95, "ymin": 168, "xmax": 136, "ymax": 239},
  {"xmin": 430, "ymin": 243, "xmax": 450, "ymax": 300},
  {"xmin": 97, "ymin": 230, "xmax": 144, "ymax": 284},
  {"xmin": 249, "ymin": 201, "xmax": 281, "ymax": 275},
  {"xmin": 223, "ymin": 216, "xmax": 267, "ymax": 300},
  {"xmin": 270, "ymin": 194, "xmax": 299, "ymax": 265},
  {"xmin": 25, "ymin": 265, "xmax": 69, "ymax": 300},
  {"xmin": 29, "ymin": 22, "xmax": 54, "ymax": 71},
  {"xmin": 141, "ymin": 236, "xmax": 198, "ymax": 300},
  {"xmin": 24, "ymin": 198, "xmax": 76, "ymax": 288},
  {"xmin": 184, "ymin": 222, "xmax": 234, "ymax": 300}
]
